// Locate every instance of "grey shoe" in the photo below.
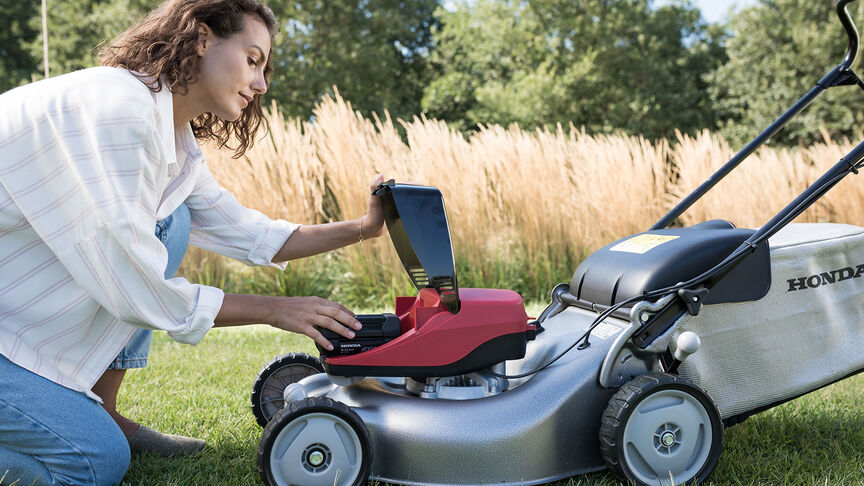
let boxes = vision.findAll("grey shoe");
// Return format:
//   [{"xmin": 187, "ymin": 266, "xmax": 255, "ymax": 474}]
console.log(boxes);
[{"xmin": 127, "ymin": 425, "xmax": 207, "ymax": 457}]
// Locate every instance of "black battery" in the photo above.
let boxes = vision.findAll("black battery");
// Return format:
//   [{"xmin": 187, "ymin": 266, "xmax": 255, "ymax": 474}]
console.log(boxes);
[{"xmin": 317, "ymin": 313, "xmax": 402, "ymax": 357}]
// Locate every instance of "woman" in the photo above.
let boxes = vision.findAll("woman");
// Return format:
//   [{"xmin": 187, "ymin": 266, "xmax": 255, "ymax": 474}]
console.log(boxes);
[{"xmin": 0, "ymin": 1, "xmax": 381, "ymax": 484}]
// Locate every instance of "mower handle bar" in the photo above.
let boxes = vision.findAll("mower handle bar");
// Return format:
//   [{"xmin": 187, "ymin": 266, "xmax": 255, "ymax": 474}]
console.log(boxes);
[
  {"xmin": 650, "ymin": 0, "xmax": 862, "ymax": 231},
  {"xmin": 839, "ymin": 0, "xmax": 860, "ymax": 70}
]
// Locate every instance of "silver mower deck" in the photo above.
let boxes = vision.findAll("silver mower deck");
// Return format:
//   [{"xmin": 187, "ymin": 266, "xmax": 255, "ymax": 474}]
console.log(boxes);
[{"xmin": 287, "ymin": 305, "xmax": 634, "ymax": 485}]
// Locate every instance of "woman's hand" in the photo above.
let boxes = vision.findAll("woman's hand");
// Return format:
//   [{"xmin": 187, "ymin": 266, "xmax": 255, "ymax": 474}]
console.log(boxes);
[
  {"xmin": 361, "ymin": 174, "xmax": 387, "ymax": 239},
  {"xmin": 266, "ymin": 296, "xmax": 362, "ymax": 350},
  {"xmin": 214, "ymin": 294, "xmax": 361, "ymax": 350},
  {"xmin": 270, "ymin": 174, "xmax": 391, "ymax": 262}
]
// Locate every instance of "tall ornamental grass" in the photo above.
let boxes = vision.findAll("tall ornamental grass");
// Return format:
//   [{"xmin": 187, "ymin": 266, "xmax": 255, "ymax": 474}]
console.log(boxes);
[{"xmin": 181, "ymin": 95, "xmax": 864, "ymax": 307}]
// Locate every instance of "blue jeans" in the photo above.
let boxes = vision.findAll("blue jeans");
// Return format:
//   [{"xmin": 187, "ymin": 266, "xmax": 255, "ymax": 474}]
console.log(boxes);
[
  {"xmin": 0, "ymin": 354, "xmax": 129, "ymax": 485},
  {"xmin": 0, "ymin": 203, "xmax": 190, "ymax": 485},
  {"xmin": 107, "ymin": 203, "xmax": 190, "ymax": 370}
]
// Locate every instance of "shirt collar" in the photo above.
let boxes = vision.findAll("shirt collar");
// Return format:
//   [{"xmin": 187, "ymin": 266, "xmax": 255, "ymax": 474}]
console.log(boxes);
[
  {"xmin": 140, "ymin": 79, "xmax": 179, "ymax": 176},
  {"xmin": 149, "ymin": 81, "xmax": 204, "ymax": 176},
  {"xmin": 176, "ymin": 122, "xmax": 204, "ymax": 167}
]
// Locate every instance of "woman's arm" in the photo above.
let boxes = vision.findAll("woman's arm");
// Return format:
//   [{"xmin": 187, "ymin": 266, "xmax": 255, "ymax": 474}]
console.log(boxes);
[
  {"xmin": 214, "ymin": 176, "xmax": 394, "ymax": 348},
  {"xmin": 272, "ymin": 175, "xmax": 388, "ymax": 262},
  {"xmin": 214, "ymin": 293, "xmax": 362, "ymax": 350}
]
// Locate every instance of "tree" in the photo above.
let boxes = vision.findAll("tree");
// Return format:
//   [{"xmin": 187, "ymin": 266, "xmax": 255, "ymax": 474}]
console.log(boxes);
[
  {"xmin": 422, "ymin": 0, "xmax": 726, "ymax": 137},
  {"xmin": 707, "ymin": 0, "xmax": 864, "ymax": 147},
  {"xmin": 8, "ymin": 0, "xmax": 438, "ymax": 122},
  {"xmin": 24, "ymin": 0, "xmax": 156, "ymax": 78},
  {"xmin": 0, "ymin": 1, "xmax": 40, "ymax": 91},
  {"xmin": 267, "ymin": 0, "xmax": 439, "ymax": 121}
]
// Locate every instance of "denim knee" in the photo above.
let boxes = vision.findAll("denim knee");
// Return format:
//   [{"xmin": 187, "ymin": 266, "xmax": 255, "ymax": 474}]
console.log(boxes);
[
  {"xmin": 1, "ymin": 416, "xmax": 130, "ymax": 486},
  {"xmin": 88, "ymin": 431, "xmax": 130, "ymax": 486},
  {"xmin": 46, "ymin": 429, "xmax": 129, "ymax": 486},
  {"xmin": 55, "ymin": 429, "xmax": 129, "ymax": 486},
  {"xmin": 0, "ymin": 355, "xmax": 131, "ymax": 486}
]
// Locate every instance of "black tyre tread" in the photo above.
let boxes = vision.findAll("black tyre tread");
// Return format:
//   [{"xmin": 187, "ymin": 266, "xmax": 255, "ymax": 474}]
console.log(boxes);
[
  {"xmin": 258, "ymin": 396, "xmax": 373, "ymax": 486},
  {"xmin": 250, "ymin": 352, "xmax": 325, "ymax": 427},
  {"xmin": 599, "ymin": 372, "xmax": 723, "ymax": 485}
]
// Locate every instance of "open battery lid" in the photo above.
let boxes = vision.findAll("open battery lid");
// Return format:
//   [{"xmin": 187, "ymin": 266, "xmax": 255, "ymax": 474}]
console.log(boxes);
[{"xmin": 374, "ymin": 182, "xmax": 459, "ymax": 313}]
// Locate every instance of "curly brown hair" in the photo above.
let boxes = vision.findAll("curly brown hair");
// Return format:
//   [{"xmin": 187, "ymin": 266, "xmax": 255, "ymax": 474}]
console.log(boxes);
[{"xmin": 98, "ymin": 0, "xmax": 276, "ymax": 158}]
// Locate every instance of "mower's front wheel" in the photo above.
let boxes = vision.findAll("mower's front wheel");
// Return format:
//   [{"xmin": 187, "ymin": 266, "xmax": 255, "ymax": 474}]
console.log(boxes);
[
  {"xmin": 599, "ymin": 372, "xmax": 723, "ymax": 486},
  {"xmin": 258, "ymin": 397, "xmax": 372, "ymax": 486},
  {"xmin": 251, "ymin": 353, "xmax": 325, "ymax": 427}
]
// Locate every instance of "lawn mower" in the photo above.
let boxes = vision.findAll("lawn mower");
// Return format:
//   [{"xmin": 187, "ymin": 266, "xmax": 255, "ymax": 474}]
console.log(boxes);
[{"xmin": 250, "ymin": 1, "xmax": 864, "ymax": 484}]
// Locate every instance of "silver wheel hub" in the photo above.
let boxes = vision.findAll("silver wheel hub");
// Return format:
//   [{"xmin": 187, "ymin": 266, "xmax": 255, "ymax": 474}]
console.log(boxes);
[
  {"xmin": 655, "ymin": 424, "xmax": 681, "ymax": 454},
  {"xmin": 302, "ymin": 443, "xmax": 331, "ymax": 472},
  {"xmin": 308, "ymin": 450, "xmax": 325, "ymax": 466},
  {"xmin": 622, "ymin": 389, "xmax": 713, "ymax": 485},
  {"xmin": 270, "ymin": 412, "xmax": 363, "ymax": 486}
]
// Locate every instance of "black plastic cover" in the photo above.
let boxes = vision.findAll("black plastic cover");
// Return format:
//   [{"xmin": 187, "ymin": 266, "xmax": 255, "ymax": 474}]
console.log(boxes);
[
  {"xmin": 374, "ymin": 183, "xmax": 460, "ymax": 313},
  {"xmin": 318, "ymin": 313, "xmax": 402, "ymax": 356},
  {"xmin": 571, "ymin": 220, "xmax": 771, "ymax": 308}
]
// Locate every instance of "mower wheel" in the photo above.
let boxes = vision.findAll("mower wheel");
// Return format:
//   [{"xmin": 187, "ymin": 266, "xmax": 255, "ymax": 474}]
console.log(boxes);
[
  {"xmin": 251, "ymin": 353, "xmax": 325, "ymax": 427},
  {"xmin": 599, "ymin": 372, "xmax": 723, "ymax": 486},
  {"xmin": 258, "ymin": 397, "xmax": 372, "ymax": 486}
]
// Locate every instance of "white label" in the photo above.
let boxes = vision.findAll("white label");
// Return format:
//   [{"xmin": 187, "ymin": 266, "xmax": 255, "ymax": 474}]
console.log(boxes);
[{"xmin": 584, "ymin": 322, "xmax": 622, "ymax": 340}]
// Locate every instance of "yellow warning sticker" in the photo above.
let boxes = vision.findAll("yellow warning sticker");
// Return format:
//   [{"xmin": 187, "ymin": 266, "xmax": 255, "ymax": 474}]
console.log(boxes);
[{"xmin": 609, "ymin": 234, "xmax": 679, "ymax": 254}]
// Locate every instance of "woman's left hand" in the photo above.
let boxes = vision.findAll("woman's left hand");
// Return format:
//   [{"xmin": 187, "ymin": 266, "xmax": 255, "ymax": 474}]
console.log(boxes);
[{"xmin": 361, "ymin": 174, "xmax": 388, "ymax": 239}]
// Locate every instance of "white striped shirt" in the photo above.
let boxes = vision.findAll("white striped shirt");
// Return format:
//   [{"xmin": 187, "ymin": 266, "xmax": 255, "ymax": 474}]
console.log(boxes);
[{"xmin": 0, "ymin": 67, "xmax": 299, "ymax": 400}]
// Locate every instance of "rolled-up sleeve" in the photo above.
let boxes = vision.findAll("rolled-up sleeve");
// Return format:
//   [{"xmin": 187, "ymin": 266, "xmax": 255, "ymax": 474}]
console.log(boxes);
[
  {"xmin": 186, "ymin": 162, "xmax": 300, "ymax": 269},
  {"xmin": 0, "ymin": 77, "xmax": 223, "ymax": 345}
]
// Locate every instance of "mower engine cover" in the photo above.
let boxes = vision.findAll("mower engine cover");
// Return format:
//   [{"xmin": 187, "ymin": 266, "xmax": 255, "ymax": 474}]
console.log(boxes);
[
  {"xmin": 322, "ymin": 287, "xmax": 531, "ymax": 377},
  {"xmin": 571, "ymin": 220, "xmax": 771, "ymax": 312},
  {"xmin": 319, "ymin": 182, "xmax": 533, "ymax": 377}
]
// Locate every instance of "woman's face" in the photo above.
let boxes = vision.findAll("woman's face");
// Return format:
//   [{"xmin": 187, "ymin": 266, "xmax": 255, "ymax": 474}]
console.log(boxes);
[{"xmin": 195, "ymin": 15, "xmax": 270, "ymax": 121}]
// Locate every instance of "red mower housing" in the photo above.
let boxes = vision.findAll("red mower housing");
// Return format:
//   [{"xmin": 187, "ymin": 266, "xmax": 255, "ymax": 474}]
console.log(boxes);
[
  {"xmin": 317, "ymin": 182, "xmax": 535, "ymax": 377},
  {"xmin": 322, "ymin": 287, "xmax": 534, "ymax": 377}
]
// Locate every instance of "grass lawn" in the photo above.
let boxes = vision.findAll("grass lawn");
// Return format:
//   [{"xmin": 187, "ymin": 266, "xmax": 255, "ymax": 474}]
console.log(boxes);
[{"xmin": 114, "ymin": 321, "xmax": 864, "ymax": 486}]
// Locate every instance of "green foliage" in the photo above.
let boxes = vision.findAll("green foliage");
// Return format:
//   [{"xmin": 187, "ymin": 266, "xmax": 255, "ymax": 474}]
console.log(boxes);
[
  {"xmin": 9, "ymin": 0, "xmax": 864, "ymax": 148},
  {"xmin": 266, "ymin": 0, "xmax": 439, "ymax": 122},
  {"xmin": 708, "ymin": 0, "xmax": 864, "ymax": 147},
  {"xmin": 0, "ymin": 2, "xmax": 40, "ymax": 91},
  {"xmin": 244, "ymin": 254, "xmax": 343, "ymax": 299},
  {"xmin": 5, "ymin": 0, "xmax": 437, "ymax": 126},
  {"xmin": 422, "ymin": 0, "xmax": 726, "ymax": 138},
  {"xmin": 24, "ymin": 0, "xmax": 156, "ymax": 78}
]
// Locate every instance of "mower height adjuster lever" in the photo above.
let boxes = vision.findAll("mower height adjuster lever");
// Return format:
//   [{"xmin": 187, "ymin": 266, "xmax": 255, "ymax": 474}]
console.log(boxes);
[{"xmin": 677, "ymin": 287, "xmax": 709, "ymax": 316}]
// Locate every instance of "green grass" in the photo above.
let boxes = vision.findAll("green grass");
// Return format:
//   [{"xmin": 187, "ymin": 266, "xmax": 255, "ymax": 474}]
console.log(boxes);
[{"xmin": 109, "ymin": 320, "xmax": 864, "ymax": 486}]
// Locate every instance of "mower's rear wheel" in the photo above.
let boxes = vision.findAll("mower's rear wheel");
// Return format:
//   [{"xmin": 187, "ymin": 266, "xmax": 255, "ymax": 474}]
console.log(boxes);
[
  {"xmin": 599, "ymin": 373, "xmax": 723, "ymax": 486},
  {"xmin": 251, "ymin": 353, "xmax": 325, "ymax": 427},
  {"xmin": 258, "ymin": 397, "xmax": 372, "ymax": 486}
]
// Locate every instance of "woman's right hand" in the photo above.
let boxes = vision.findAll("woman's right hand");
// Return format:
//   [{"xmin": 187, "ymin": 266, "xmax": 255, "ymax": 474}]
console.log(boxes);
[
  {"xmin": 214, "ymin": 294, "xmax": 362, "ymax": 350},
  {"xmin": 265, "ymin": 296, "xmax": 362, "ymax": 350}
]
